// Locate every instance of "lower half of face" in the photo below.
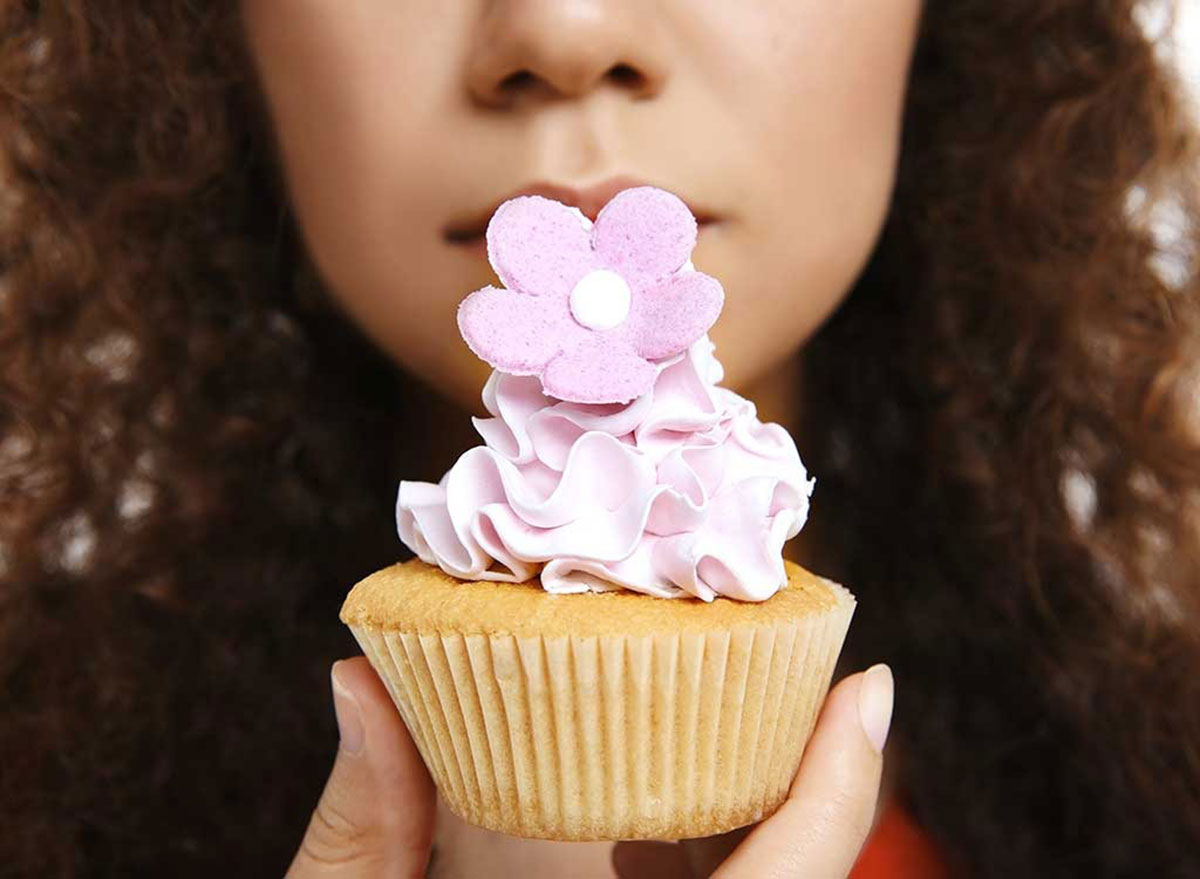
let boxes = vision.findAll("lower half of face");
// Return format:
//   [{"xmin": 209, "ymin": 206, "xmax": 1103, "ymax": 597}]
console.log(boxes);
[{"xmin": 242, "ymin": 0, "xmax": 924, "ymax": 412}]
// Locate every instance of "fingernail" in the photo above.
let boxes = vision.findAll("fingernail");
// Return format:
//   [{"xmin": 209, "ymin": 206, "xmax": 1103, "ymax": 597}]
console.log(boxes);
[
  {"xmin": 857, "ymin": 664, "xmax": 894, "ymax": 754},
  {"xmin": 331, "ymin": 661, "xmax": 366, "ymax": 755}
]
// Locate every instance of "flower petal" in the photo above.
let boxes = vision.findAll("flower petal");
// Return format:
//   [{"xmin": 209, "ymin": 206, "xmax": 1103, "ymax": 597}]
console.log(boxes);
[
  {"xmin": 628, "ymin": 271, "xmax": 724, "ymax": 360},
  {"xmin": 542, "ymin": 335, "xmax": 656, "ymax": 404},
  {"xmin": 591, "ymin": 186, "xmax": 697, "ymax": 284},
  {"xmin": 458, "ymin": 285, "xmax": 581, "ymax": 374},
  {"xmin": 486, "ymin": 195, "xmax": 597, "ymax": 297}
]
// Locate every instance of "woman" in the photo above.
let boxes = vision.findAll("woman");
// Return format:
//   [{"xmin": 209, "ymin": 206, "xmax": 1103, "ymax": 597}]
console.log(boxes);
[{"xmin": 1, "ymin": 1, "xmax": 1197, "ymax": 876}]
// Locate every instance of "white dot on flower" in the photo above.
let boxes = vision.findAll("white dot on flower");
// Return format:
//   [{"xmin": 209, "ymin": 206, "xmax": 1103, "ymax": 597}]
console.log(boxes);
[{"xmin": 569, "ymin": 269, "xmax": 631, "ymax": 331}]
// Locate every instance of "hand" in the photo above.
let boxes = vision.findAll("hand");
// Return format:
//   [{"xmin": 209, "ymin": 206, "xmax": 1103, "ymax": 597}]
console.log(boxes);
[
  {"xmin": 287, "ymin": 657, "xmax": 437, "ymax": 879},
  {"xmin": 612, "ymin": 664, "xmax": 894, "ymax": 879},
  {"xmin": 288, "ymin": 658, "xmax": 893, "ymax": 879}
]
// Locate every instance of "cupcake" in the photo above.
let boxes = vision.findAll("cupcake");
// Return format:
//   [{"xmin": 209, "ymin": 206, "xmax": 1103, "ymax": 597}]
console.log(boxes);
[{"xmin": 340, "ymin": 186, "xmax": 855, "ymax": 841}]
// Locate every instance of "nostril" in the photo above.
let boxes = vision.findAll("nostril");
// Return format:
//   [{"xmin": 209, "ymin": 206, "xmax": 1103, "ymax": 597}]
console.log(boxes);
[
  {"xmin": 499, "ymin": 69, "xmax": 537, "ymax": 93},
  {"xmin": 485, "ymin": 62, "xmax": 652, "ymax": 107},
  {"xmin": 606, "ymin": 63, "xmax": 644, "ymax": 89}
]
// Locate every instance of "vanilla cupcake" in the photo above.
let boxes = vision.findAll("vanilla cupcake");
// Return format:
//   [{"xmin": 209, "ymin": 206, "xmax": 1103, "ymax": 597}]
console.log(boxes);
[{"xmin": 340, "ymin": 186, "xmax": 855, "ymax": 841}]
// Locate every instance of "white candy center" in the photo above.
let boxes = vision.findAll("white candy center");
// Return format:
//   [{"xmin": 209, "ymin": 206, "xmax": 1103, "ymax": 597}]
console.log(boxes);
[{"xmin": 569, "ymin": 269, "xmax": 631, "ymax": 331}]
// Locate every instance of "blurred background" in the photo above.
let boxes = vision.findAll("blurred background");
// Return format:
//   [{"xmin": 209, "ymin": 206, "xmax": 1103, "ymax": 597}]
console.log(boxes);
[
  {"xmin": 1180, "ymin": 0, "xmax": 1200, "ymax": 103},
  {"xmin": 1157, "ymin": 0, "xmax": 1199, "ymax": 106}
]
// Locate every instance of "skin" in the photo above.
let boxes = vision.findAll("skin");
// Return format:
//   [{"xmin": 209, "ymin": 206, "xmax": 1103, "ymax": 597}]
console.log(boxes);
[{"xmin": 240, "ymin": 1, "xmax": 923, "ymax": 874}]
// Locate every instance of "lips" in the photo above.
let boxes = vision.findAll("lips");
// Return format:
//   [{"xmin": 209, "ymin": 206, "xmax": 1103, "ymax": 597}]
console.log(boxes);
[{"xmin": 444, "ymin": 176, "xmax": 718, "ymax": 249}]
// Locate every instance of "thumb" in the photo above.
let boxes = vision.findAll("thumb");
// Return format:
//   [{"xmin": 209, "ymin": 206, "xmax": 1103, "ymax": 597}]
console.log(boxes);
[{"xmin": 288, "ymin": 657, "xmax": 437, "ymax": 878}]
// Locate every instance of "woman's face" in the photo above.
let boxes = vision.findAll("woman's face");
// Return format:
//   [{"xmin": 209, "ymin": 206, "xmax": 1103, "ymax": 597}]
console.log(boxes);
[{"xmin": 241, "ymin": 1, "xmax": 923, "ymax": 411}]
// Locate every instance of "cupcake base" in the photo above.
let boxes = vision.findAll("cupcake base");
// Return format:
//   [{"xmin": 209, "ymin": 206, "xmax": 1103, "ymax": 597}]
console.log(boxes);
[{"xmin": 341, "ymin": 560, "xmax": 855, "ymax": 841}]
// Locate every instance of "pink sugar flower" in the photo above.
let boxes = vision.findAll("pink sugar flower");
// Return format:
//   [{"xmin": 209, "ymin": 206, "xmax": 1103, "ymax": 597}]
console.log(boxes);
[{"xmin": 457, "ymin": 186, "xmax": 724, "ymax": 404}]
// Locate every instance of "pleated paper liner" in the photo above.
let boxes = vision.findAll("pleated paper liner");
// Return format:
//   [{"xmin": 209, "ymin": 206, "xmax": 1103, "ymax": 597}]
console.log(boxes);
[{"xmin": 341, "ymin": 560, "xmax": 855, "ymax": 841}]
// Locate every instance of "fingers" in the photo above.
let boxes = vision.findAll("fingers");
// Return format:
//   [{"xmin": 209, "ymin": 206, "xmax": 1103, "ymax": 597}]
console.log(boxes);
[
  {"xmin": 288, "ymin": 657, "xmax": 437, "ymax": 879},
  {"xmin": 709, "ymin": 664, "xmax": 894, "ymax": 879}
]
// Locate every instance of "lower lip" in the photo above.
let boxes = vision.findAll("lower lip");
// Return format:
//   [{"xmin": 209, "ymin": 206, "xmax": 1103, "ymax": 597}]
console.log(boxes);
[{"xmin": 452, "ymin": 219, "xmax": 719, "ymax": 256}]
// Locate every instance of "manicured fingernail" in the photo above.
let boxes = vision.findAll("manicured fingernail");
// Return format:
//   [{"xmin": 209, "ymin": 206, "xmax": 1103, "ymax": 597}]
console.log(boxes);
[
  {"xmin": 857, "ymin": 664, "xmax": 894, "ymax": 754},
  {"xmin": 331, "ymin": 662, "xmax": 365, "ymax": 755}
]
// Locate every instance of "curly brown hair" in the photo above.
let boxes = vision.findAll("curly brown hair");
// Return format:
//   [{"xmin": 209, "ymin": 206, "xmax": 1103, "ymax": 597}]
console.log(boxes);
[{"xmin": 1, "ymin": 1, "xmax": 1197, "ymax": 877}]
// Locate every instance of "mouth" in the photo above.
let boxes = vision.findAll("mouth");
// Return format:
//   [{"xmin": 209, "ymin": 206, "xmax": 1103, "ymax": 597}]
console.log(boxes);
[{"xmin": 444, "ymin": 176, "xmax": 719, "ymax": 253}]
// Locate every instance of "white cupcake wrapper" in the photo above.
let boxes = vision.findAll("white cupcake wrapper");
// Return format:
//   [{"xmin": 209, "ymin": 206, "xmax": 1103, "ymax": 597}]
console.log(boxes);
[{"xmin": 347, "ymin": 586, "xmax": 853, "ymax": 841}]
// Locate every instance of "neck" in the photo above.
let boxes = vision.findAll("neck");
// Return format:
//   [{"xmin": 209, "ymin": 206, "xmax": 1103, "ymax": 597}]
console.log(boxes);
[
  {"xmin": 736, "ymin": 354, "xmax": 803, "ymax": 431},
  {"xmin": 397, "ymin": 374, "xmax": 479, "ymax": 481}
]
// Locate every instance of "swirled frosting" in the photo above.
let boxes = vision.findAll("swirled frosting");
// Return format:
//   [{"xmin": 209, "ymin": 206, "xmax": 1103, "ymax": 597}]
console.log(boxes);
[{"xmin": 397, "ymin": 336, "xmax": 814, "ymax": 602}]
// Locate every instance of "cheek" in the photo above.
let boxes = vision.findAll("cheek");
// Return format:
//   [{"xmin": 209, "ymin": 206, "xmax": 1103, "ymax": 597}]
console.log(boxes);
[
  {"xmin": 243, "ymin": 1, "xmax": 493, "ymax": 407},
  {"xmin": 699, "ymin": 0, "xmax": 922, "ymax": 389}
]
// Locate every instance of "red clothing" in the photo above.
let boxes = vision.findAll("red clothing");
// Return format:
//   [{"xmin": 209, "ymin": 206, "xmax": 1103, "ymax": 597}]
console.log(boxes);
[{"xmin": 851, "ymin": 799, "xmax": 951, "ymax": 879}]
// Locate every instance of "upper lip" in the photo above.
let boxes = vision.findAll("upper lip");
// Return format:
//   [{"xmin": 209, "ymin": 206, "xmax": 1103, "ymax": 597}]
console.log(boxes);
[{"xmin": 444, "ymin": 175, "xmax": 717, "ymax": 244}]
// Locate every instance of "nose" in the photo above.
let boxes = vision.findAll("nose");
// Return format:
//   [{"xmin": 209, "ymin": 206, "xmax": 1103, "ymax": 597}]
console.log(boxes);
[{"xmin": 465, "ymin": 0, "xmax": 668, "ymax": 108}]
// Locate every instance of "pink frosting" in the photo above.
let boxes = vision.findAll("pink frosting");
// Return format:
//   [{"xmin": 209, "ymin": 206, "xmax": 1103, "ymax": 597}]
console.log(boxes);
[{"xmin": 396, "ymin": 336, "xmax": 814, "ymax": 602}]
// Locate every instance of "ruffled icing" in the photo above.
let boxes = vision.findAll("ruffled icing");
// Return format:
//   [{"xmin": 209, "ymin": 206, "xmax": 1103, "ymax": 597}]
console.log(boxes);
[{"xmin": 396, "ymin": 336, "xmax": 814, "ymax": 602}]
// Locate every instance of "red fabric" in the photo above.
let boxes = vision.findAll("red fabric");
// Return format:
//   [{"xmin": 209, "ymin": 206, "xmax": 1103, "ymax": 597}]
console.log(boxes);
[{"xmin": 850, "ymin": 799, "xmax": 951, "ymax": 879}]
